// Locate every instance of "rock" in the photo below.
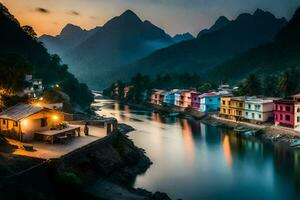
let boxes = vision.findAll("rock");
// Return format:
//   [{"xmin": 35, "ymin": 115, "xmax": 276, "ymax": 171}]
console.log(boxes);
[
  {"xmin": 152, "ymin": 192, "xmax": 172, "ymax": 200},
  {"xmin": 118, "ymin": 123, "xmax": 135, "ymax": 134}
]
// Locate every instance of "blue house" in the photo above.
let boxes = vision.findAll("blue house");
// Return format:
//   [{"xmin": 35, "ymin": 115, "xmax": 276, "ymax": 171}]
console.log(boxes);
[
  {"xmin": 163, "ymin": 91, "xmax": 176, "ymax": 106},
  {"xmin": 199, "ymin": 92, "xmax": 221, "ymax": 112}
]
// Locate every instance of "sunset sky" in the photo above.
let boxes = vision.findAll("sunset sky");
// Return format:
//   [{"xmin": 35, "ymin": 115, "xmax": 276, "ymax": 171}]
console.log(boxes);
[{"xmin": 2, "ymin": 0, "xmax": 300, "ymax": 36}]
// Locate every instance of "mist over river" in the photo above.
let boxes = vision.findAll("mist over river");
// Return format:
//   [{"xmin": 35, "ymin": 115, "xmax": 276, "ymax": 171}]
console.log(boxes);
[{"xmin": 94, "ymin": 99, "xmax": 300, "ymax": 200}]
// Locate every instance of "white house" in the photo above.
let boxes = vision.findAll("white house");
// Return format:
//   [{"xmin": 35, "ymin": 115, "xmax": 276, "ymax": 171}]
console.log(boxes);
[{"xmin": 244, "ymin": 97, "xmax": 276, "ymax": 123}]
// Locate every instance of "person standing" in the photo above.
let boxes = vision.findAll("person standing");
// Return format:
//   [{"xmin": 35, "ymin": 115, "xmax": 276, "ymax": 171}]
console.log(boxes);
[{"xmin": 84, "ymin": 123, "xmax": 89, "ymax": 136}]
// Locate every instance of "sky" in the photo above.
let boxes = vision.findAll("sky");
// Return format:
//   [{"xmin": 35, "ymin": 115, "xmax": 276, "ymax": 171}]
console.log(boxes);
[{"xmin": 2, "ymin": 0, "xmax": 300, "ymax": 37}]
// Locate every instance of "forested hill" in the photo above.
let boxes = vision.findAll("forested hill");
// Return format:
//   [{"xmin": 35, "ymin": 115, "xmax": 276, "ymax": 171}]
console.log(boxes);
[
  {"xmin": 0, "ymin": 3, "xmax": 93, "ymax": 111},
  {"xmin": 122, "ymin": 9, "xmax": 287, "ymax": 81},
  {"xmin": 208, "ymin": 6, "xmax": 300, "ymax": 83}
]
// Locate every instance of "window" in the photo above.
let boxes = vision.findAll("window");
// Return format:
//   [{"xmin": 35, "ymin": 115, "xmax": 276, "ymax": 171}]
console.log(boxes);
[
  {"xmin": 259, "ymin": 114, "xmax": 262, "ymax": 119},
  {"xmin": 298, "ymin": 108, "xmax": 300, "ymax": 113},
  {"xmin": 41, "ymin": 118, "xmax": 48, "ymax": 127},
  {"xmin": 280, "ymin": 106, "xmax": 283, "ymax": 111},
  {"xmin": 239, "ymin": 103, "xmax": 243, "ymax": 108},
  {"xmin": 13, "ymin": 121, "xmax": 18, "ymax": 127},
  {"xmin": 252, "ymin": 113, "xmax": 255, "ymax": 119},
  {"xmin": 286, "ymin": 106, "xmax": 291, "ymax": 112},
  {"xmin": 209, "ymin": 98, "xmax": 212, "ymax": 102},
  {"xmin": 222, "ymin": 100, "xmax": 226, "ymax": 105},
  {"xmin": 286, "ymin": 115, "xmax": 290, "ymax": 121},
  {"xmin": 276, "ymin": 105, "xmax": 278, "ymax": 110},
  {"xmin": 228, "ymin": 109, "xmax": 231, "ymax": 114},
  {"xmin": 280, "ymin": 114, "xmax": 283, "ymax": 120},
  {"xmin": 2, "ymin": 120, "xmax": 6, "ymax": 125},
  {"xmin": 297, "ymin": 117, "xmax": 300, "ymax": 122},
  {"xmin": 248, "ymin": 104, "xmax": 251, "ymax": 109},
  {"xmin": 246, "ymin": 112, "xmax": 248, "ymax": 116}
]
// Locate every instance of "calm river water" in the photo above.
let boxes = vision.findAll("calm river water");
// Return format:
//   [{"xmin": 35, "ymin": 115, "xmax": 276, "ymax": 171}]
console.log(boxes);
[{"xmin": 94, "ymin": 99, "xmax": 300, "ymax": 200}]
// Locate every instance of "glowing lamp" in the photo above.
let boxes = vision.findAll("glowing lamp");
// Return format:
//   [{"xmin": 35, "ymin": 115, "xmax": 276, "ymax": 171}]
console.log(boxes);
[
  {"xmin": 52, "ymin": 115, "xmax": 59, "ymax": 121},
  {"xmin": 21, "ymin": 119, "xmax": 28, "ymax": 126},
  {"xmin": 39, "ymin": 97, "xmax": 43, "ymax": 101}
]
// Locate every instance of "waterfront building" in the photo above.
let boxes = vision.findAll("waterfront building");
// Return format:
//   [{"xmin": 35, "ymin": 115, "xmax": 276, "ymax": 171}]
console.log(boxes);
[
  {"xmin": 218, "ymin": 84, "xmax": 233, "ymax": 96},
  {"xmin": 219, "ymin": 96, "xmax": 233, "ymax": 119},
  {"xmin": 150, "ymin": 89, "xmax": 165, "ymax": 105},
  {"xmin": 229, "ymin": 96, "xmax": 245, "ymax": 121},
  {"xmin": 174, "ymin": 90, "xmax": 183, "ymax": 107},
  {"xmin": 191, "ymin": 91, "xmax": 201, "ymax": 110},
  {"xmin": 199, "ymin": 92, "xmax": 220, "ymax": 112},
  {"xmin": 163, "ymin": 90, "xmax": 177, "ymax": 106},
  {"xmin": 274, "ymin": 99, "xmax": 295, "ymax": 128},
  {"xmin": 292, "ymin": 93, "xmax": 300, "ymax": 128},
  {"xmin": 0, "ymin": 103, "xmax": 64, "ymax": 141},
  {"xmin": 244, "ymin": 97, "xmax": 276, "ymax": 123},
  {"xmin": 180, "ymin": 90, "xmax": 195, "ymax": 108}
]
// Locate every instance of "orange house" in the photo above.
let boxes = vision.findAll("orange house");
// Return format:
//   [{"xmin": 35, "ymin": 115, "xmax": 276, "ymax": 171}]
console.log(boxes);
[{"xmin": 0, "ymin": 103, "xmax": 64, "ymax": 141}]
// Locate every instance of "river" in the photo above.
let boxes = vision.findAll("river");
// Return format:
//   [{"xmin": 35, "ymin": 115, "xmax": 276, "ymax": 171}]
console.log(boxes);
[{"xmin": 94, "ymin": 99, "xmax": 300, "ymax": 200}]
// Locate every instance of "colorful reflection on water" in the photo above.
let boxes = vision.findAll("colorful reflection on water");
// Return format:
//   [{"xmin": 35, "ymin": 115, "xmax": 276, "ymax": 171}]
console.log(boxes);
[{"xmin": 95, "ymin": 99, "xmax": 300, "ymax": 200}]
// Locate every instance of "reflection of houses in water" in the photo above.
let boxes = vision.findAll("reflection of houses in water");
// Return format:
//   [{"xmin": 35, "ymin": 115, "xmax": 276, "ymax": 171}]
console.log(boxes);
[
  {"xmin": 181, "ymin": 119, "xmax": 195, "ymax": 161},
  {"xmin": 223, "ymin": 135, "xmax": 232, "ymax": 168}
]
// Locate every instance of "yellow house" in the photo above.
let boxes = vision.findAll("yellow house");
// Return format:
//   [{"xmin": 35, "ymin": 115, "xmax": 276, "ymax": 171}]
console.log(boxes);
[
  {"xmin": 0, "ymin": 103, "xmax": 64, "ymax": 141},
  {"xmin": 230, "ymin": 97, "xmax": 245, "ymax": 121},
  {"xmin": 219, "ymin": 96, "xmax": 233, "ymax": 119}
]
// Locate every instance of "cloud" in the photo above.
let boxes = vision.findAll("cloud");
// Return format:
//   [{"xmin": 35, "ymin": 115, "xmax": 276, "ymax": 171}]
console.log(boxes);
[
  {"xmin": 35, "ymin": 7, "xmax": 50, "ymax": 14},
  {"xmin": 68, "ymin": 10, "xmax": 80, "ymax": 16}
]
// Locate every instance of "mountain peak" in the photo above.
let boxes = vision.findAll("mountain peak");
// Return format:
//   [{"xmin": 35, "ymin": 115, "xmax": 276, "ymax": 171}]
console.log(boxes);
[
  {"xmin": 254, "ymin": 8, "xmax": 274, "ymax": 18},
  {"xmin": 120, "ymin": 9, "xmax": 140, "ymax": 20},
  {"xmin": 60, "ymin": 24, "xmax": 84, "ymax": 36},
  {"xmin": 215, "ymin": 16, "xmax": 230, "ymax": 25}
]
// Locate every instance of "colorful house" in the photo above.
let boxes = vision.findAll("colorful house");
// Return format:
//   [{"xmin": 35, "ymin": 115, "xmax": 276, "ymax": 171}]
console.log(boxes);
[
  {"xmin": 174, "ymin": 90, "xmax": 183, "ymax": 107},
  {"xmin": 163, "ymin": 91, "xmax": 176, "ymax": 106},
  {"xmin": 230, "ymin": 96, "xmax": 245, "ymax": 121},
  {"xmin": 292, "ymin": 94, "xmax": 300, "ymax": 128},
  {"xmin": 0, "ymin": 103, "xmax": 64, "ymax": 141},
  {"xmin": 219, "ymin": 96, "xmax": 233, "ymax": 119},
  {"xmin": 150, "ymin": 89, "xmax": 165, "ymax": 105},
  {"xmin": 191, "ymin": 91, "xmax": 201, "ymax": 110},
  {"xmin": 199, "ymin": 92, "xmax": 220, "ymax": 112},
  {"xmin": 274, "ymin": 99, "xmax": 295, "ymax": 128},
  {"xmin": 180, "ymin": 90, "xmax": 194, "ymax": 108},
  {"xmin": 244, "ymin": 97, "xmax": 276, "ymax": 123}
]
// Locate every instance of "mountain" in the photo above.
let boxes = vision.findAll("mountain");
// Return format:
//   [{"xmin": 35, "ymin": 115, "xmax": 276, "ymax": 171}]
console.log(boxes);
[
  {"xmin": 0, "ymin": 3, "xmax": 93, "ymax": 110},
  {"xmin": 208, "ymin": 6, "xmax": 300, "ymax": 83},
  {"xmin": 197, "ymin": 16, "xmax": 230, "ymax": 38},
  {"xmin": 56, "ymin": 10, "xmax": 174, "ymax": 89},
  {"xmin": 39, "ymin": 24, "xmax": 101, "ymax": 54},
  {"xmin": 122, "ymin": 9, "xmax": 287, "ymax": 82},
  {"xmin": 173, "ymin": 32, "xmax": 194, "ymax": 43}
]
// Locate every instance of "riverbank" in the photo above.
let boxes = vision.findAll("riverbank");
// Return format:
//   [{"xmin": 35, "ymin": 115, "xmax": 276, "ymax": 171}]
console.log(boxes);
[
  {"xmin": 202, "ymin": 115, "xmax": 300, "ymax": 145},
  {"xmin": 0, "ymin": 125, "xmax": 171, "ymax": 200}
]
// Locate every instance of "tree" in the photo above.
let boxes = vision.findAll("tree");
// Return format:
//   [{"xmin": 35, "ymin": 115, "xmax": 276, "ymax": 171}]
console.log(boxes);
[
  {"xmin": 262, "ymin": 75, "xmax": 279, "ymax": 96},
  {"xmin": 22, "ymin": 25, "xmax": 37, "ymax": 40},
  {"xmin": 236, "ymin": 74, "xmax": 262, "ymax": 96},
  {"xmin": 277, "ymin": 71, "xmax": 297, "ymax": 98}
]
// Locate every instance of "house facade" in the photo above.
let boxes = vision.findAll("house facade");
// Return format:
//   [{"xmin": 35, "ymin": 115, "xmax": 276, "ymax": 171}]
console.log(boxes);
[
  {"xmin": 150, "ymin": 89, "xmax": 165, "ymax": 105},
  {"xmin": 244, "ymin": 97, "xmax": 275, "ymax": 122},
  {"xmin": 219, "ymin": 96, "xmax": 232, "ymax": 119},
  {"xmin": 180, "ymin": 90, "xmax": 194, "ymax": 108},
  {"xmin": 191, "ymin": 91, "xmax": 201, "ymax": 110},
  {"xmin": 199, "ymin": 92, "xmax": 220, "ymax": 112},
  {"xmin": 163, "ymin": 91, "xmax": 176, "ymax": 106},
  {"xmin": 274, "ymin": 99, "xmax": 295, "ymax": 127},
  {"xmin": 230, "ymin": 97, "xmax": 245, "ymax": 121},
  {"xmin": 0, "ymin": 103, "xmax": 64, "ymax": 141}
]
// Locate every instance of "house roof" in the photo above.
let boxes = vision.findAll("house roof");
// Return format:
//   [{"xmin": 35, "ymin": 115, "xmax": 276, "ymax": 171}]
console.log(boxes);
[
  {"xmin": 200, "ymin": 92, "xmax": 219, "ymax": 97},
  {"xmin": 0, "ymin": 103, "xmax": 46, "ymax": 121}
]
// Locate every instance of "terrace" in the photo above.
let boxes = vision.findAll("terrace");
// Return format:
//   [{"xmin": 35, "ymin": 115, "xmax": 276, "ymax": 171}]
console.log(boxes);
[{"xmin": 8, "ymin": 124, "xmax": 108, "ymax": 159}]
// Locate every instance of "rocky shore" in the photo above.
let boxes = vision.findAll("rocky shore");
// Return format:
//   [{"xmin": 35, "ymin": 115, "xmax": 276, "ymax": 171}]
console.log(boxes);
[
  {"xmin": 202, "ymin": 115, "xmax": 300, "ymax": 145},
  {"xmin": 0, "ymin": 124, "xmax": 171, "ymax": 200}
]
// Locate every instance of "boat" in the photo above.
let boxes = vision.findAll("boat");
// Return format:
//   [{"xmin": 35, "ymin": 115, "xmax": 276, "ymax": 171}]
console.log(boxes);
[
  {"xmin": 234, "ymin": 126, "xmax": 248, "ymax": 133},
  {"xmin": 244, "ymin": 130, "xmax": 254, "ymax": 136},
  {"xmin": 168, "ymin": 112, "xmax": 179, "ymax": 117},
  {"xmin": 289, "ymin": 140, "xmax": 300, "ymax": 148}
]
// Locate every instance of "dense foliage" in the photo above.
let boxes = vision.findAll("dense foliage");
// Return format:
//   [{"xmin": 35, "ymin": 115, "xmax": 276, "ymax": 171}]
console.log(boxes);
[
  {"xmin": 104, "ymin": 73, "xmax": 216, "ymax": 103},
  {"xmin": 0, "ymin": 3, "xmax": 93, "ymax": 111}
]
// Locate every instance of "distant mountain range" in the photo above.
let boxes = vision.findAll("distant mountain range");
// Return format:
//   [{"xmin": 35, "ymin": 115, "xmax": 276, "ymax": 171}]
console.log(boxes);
[
  {"xmin": 39, "ymin": 9, "xmax": 288, "ymax": 89},
  {"xmin": 40, "ymin": 24, "xmax": 101, "ymax": 54},
  {"xmin": 123, "ymin": 9, "xmax": 287, "ymax": 83},
  {"xmin": 207, "ymin": 6, "xmax": 300, "ymax": 83},
  {"xmin": 173, "ymin": 33, "xmax": 194, "ymax": 43},
  {"xmin": 39, "ymin": 10, "xmax": 174, "ymax": 88}
]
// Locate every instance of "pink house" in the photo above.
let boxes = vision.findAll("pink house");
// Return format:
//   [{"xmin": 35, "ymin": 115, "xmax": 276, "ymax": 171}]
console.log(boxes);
[
  {"xmin": 191, "ymin": 92, "xmax": 201, "ymax": 110},
  {"xmin": 274, "ymin": 99, "xmax": 295, "ymax": 127}
]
